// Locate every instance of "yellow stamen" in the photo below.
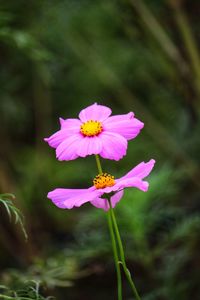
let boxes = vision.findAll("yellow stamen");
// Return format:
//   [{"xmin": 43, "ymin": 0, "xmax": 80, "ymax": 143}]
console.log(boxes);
[
  {"xmin": 93, "ymin": 173, "xmax": 115, "ymax": 189},
  {"xmin": 80, "ymin": 120, "xmax": 103, "ymax": 137}
]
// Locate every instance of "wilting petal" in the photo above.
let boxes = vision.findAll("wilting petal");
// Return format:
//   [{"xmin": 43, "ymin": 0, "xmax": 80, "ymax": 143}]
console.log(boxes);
[
  {"xmin": 103, "ymin": 112, "xmax": 144, "ymax": 140},
  {"xmin": 79, "ymin": 103, "xmax": 111, "ymax": 122},
  {"xmin": 99, "ymin": 132, "xmax": 127, "ymax": 161},
  {"xmin": 120, "ymin": 159, "xmax": 156, "ymax": 181},
  {"xmin": 76, "ymin": 136, "xmax": 102, "ymax": 157},
  {"xmin": 56, "ymin": 134, "xmax": 83, "ymax": 161},
  {"xmin": 90, "ymin": 190, "xmax": 124, "ymax": 211},
  {"xmin": 47, "ymin": 188, "xmax": 100, "ymax": 209}
]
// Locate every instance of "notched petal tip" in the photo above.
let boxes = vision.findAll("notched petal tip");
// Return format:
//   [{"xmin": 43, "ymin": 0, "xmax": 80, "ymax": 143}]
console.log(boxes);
[
  {"xmin": 113, "ymin": 152, "xmax": 126, "ymax": 161},
  {"xmin": 133, "ymin": 118, "xmax": 144, "ymax": 129},
  {"xmin": 149, "ymin": 159, "xmax": 156, "ymax": 165},
  {"xmin": 140, "ymin": 121, "xmax": 144, "ymax": 129},
  {"xmin": 59, "ymin": 117, "xmax": 65, "ymax": 126},
  {"xmin": 47, "ymin": 191, "xmax": 54, "ymax": 199},
  {"xmin": 141, "ymin": 181, "xmax": 149, "ymax": 192},
  {"xmin": 127, "ymin": 112, "xmax": 135, "ymax": 119},
  {"xmin": 145, "ymin": 159, "xmax": 156, "ymax": 171}
]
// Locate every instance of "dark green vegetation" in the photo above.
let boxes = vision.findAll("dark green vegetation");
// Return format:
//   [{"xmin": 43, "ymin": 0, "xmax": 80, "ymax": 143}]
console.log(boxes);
[{"xmin": 0, "ymin": 0, "xmax": 200, "ymax": 299}]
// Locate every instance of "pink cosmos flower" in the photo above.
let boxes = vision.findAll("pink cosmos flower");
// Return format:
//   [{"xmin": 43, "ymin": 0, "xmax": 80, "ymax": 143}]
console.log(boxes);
[
  {"xmin": 44, "ymin": 103, "xmax": 144, "ymax": 161},
  {"xmin": 47, "ymin": 159, "xmax": 155, "ymax": 211}
]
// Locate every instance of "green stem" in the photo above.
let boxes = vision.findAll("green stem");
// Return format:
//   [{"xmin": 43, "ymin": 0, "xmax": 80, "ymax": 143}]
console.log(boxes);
[
  {"xmin": 94, "ymin": 155, "xmax": 140, "ymax": 298},
  {"xmin": 109, "ymin": 201, "xmax": 141, "ymax": 300},
  {"xmin": 94, "ymin": 155, "xmax": 123, "ymax": 300},
  {"xmin": 95, "ymin": 154, "xmax": 103, "ymax": 174},
  {"xmin": 107, "ymin": 210, "xmax": 123, "ymax": 300}
]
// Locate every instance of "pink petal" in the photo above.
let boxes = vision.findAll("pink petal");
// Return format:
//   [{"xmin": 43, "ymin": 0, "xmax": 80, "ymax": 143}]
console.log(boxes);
[
  {"xmin": 110, "ymin": 190, "xmax": 124, "ymax": 209},
  {"xmin": 56, "ymin": 134, "xmax": 83, "ymax": 161},
  {"xmin": 44, "ymin": 129, "xmax": 71, "ymax": 149},
  {"xmin": 79, "ymin": 103, "xmax": 111, "ymax": 122},
  {"xmin": 47, "ymin": 188, "xmax": 100, "ymax": 209},
  {"xmin": 120, "ymin": 159, "xmax": 156, "ymax": 180},
  {"xmin": 76, "ymin": 136, "xmax": 102, "ymax": 157},
  {"xmin": 44, "ymin": 118, "xmax": 81, "ymax": 148},
  {"xmin": 103, "ymin": 112, "xmax": 144, "ymax": 140},
  {"xmin": 96, "ymin": 184, "xmax": 120, "ymax": 194},
  {"xmin": 115, "ymin": 177, "xmax": 149, "ymax": 192},
  {"xmin": 90, "ymin": 197, "xmax": 109, "ymax": 210},
  {"xmin": 95, "ymin": 177, "xmax": 149, "ymax": 196},
  {"xmin": 90, "ymin": 190, "xmax": 124, "ymax": 211},
  {"xmin": 59, "ymin": 118, "xmax": 82, "ymax": 129},
  {"xmin": 99, "ymin": 132, "xmax": 127, "ymax": 161}
]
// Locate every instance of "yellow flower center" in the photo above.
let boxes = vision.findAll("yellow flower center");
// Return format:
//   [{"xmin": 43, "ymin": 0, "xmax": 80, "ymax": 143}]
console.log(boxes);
[
  {"xmin": 80, "ymin": 120, "xmax": 103, "ymax": 137},
  {"xmin": 93, "ymin": 173, "xmax": 115, "ymax": 189}
]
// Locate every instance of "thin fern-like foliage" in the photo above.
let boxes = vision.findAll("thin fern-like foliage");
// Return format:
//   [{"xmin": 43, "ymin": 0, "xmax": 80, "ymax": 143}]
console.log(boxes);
[
  {"xmin": 0, "ymin": 281, "xmax": 54, "ymax": 300},
  {"xmin": 0, "ymin": 193, "xmax": 28, "ymax": 240}
]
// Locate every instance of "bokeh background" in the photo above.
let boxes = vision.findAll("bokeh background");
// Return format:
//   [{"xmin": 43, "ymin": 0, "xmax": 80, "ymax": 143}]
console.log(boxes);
[{"xmin": 0, "ymin": 0, "xmax": 200, "ymax": 299}]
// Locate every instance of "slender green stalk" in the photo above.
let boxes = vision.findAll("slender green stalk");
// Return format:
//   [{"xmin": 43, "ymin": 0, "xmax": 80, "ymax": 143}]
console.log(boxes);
[
  {"xmin": 107, "ymin": 210, "xmax": 123, "ymax": 300},
  {"xmin": 94, "ymin": 155, "xmax": 122, "ymax": 300},
  {"xmin": 94, "ymin": 155, "xmax": 141, "ymax": 299},
  {"xmin": 109, "ymin": 201, "xmax": 141, "ymax": 300},
  {"xmin": 95, "ymin": 154, "xmax": 103, "ymax": 174}
]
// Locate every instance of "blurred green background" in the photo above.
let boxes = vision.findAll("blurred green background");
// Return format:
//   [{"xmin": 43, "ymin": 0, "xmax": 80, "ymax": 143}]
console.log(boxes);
[{"xmin": 0, "ymin": 0, "xmax": 200, "ymax": 299}]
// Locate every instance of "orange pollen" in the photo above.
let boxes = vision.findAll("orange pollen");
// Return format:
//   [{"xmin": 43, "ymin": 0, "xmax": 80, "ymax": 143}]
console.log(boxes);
[
  {"xmin": 80, "ymin": 120, "xmax": 103, "ymax": 137},
  {"xmin": 93, "ymin": 173, "xmax": 115, "ymax": 189}
]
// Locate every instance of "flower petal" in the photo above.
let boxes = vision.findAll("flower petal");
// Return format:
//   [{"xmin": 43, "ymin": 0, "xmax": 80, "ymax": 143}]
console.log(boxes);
[
  {"xmin": 44, "ymin": 118, "xmax": 81, "ymax": 148},
  {"xmin": 47, "ymin": 188, "xmax": 100, "ymax": 209},
  {"xmin": 76, "ymin": 136, "xmax": 102, "ymax": 157},
  {"xmin": 44, "ymin": 129, "xmax": 70, "ymax": 149},
  {"xmin": 56, "ymin": 134, "xmax": 83, "ymax": 161},
  {"xmin": 110, "ymin": 190, "xmax": 124, "ymax": 209},
  {"xmin": 59, "ymin": 118, "xmax": 82, "ymax": 129},
  {"xmin": 119, "ymin": 159, "xmax": 156, "ymax": 180},
  {"xmin": 90, "ymin": 190, "xmax": 124, "ymax": 211},
  {"xmin": 95, "ymin": 177, "xmax": 149, "ymax": 196},
  {"xmin": 79, "ymin": 103, "xmax": 111, "ymax": 122},
  {"xmin": 103, "ymin": 112, "xmax": 144, "ymax": 140},
  {"xmin": 115, "ymin": 177, "xmax": 149, "ymax": 192},
  {"xmin": 99, "ymin": 132, "xmax": 127, "ymax": 161}
]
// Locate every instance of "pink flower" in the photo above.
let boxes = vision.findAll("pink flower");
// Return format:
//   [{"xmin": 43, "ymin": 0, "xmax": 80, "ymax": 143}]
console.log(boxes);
[
  {"xmin": 47, "ymin": 159, "xmax": 155, "ymax": 211},
  {"xmin": 44, "ymin": 103, "xmax": 144, "ymax": 161}
]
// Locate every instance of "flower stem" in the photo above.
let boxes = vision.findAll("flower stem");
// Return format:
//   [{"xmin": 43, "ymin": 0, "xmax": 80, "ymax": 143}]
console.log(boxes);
[
  {"xmin": 94, "ymin": 155, "xmax": 123, "ymax": 300},
  {"xmin": 95, "ymin": 154, "xmax": 103, "ymax": 174},
  {"xmin": 94, "ymin": 155, "xmax": 141, "ymax": 299},
  {"xmin": 108, "ymin": 202, "xmax": 141, "ymax": 300},
  {"xmin": 107, "ymin": 210, "xmax": 123, "ymax": 300}
]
